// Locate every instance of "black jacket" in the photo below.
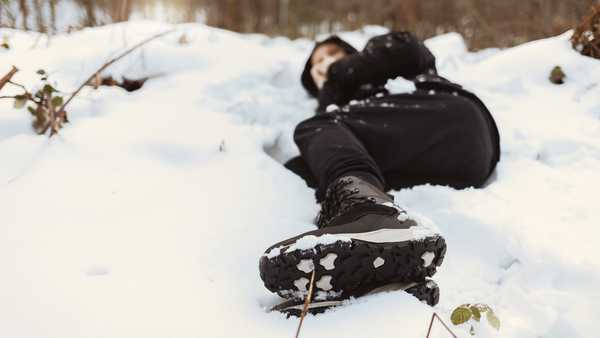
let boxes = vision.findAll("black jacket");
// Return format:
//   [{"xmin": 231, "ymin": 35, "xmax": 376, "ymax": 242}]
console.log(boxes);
[
  {"xmin": 290, "ymin": 31, "xmax": 501, "ymax": 187},
  {"xmin": 314, "ymin": 31, "xmax": 437, "ymax": 113},
  {"xmin": 301, "ymin": 31, "xmax": 499, "ymax": 153}
]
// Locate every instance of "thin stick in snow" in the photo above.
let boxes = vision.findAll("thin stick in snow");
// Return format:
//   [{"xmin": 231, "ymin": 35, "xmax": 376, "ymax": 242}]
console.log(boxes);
[
  {"xmin": 294, "ymin": 270, "xmax": 316, "ymax": 338},
  {"xmin": 425, "ymin": 312, "xmax": 458, "ymax": 338}
]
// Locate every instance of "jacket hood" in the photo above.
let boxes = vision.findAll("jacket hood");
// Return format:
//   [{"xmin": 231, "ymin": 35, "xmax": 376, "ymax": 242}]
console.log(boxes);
[{"xmin": 301, "ymin": 35, "xmax": 359, "ymax": 98}]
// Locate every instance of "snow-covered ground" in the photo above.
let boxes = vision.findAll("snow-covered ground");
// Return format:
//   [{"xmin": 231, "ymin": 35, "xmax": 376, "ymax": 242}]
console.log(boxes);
[{"xmin": 1, "ymin": 22, "xmax": 599, "ymax": 338}]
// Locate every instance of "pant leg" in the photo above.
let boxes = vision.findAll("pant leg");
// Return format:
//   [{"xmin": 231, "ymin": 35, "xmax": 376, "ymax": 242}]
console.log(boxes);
[
  {"xmin": 291, "ymin": 91, "xmax": 498, "ymax": 198},
  {"xmin": 343, "ymin": 91, "xmax": 498, "ymax": 190},
  {"xmin": 293, "ymin": 113, "xmax": 386, "ymax": 201}
]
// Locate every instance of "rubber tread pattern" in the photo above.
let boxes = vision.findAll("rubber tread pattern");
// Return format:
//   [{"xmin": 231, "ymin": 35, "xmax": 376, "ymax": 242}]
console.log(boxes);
[{"xmin": 259, "ymin": 235, "xmax": 446, "ymax": 299}]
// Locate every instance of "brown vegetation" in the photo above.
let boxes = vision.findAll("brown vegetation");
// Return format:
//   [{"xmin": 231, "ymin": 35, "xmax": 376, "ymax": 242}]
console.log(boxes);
[
  {"xmin": 0, "ymin": 29, "xmax": 173, "ymax": 136},
  {"xmin": 571, "ymin": 4, "xmax": 600, "ymax": 59},
  {"xmin": 0, "ymin": 0, "xmax": 598, "ymax": 49},
  {"xmin": 0, "ymin": 67, "xmax": 68, "ymax": 135}
]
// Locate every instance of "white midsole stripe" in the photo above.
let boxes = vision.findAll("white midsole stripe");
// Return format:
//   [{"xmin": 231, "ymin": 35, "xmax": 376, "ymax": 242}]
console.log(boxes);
[
  {"xmin": 266, "ymin": 228, "xmax": 438, "ymax": 258},
  {"xmin": 337, "ymin": 228, "xmax": 423, "ymax": 243}
]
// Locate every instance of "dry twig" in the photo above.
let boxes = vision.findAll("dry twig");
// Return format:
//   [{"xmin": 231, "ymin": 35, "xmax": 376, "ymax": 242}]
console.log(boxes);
[
  {"xmin": 294, "ymin": 270, "xmax": 316, "ymax": 338},
  {"xmin": 0, "ymin": 66, "xmax": 18, "ymax": 91},
  {"xmin": 426, "ymin": 312, "xmax": 458, "ymax": 338}
]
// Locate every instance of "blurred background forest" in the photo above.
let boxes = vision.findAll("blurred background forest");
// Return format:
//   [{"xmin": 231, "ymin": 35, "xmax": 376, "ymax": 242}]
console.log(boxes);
[{"xmin": 0, "ymin": 0, "xmax": 597, "ymax": 49}]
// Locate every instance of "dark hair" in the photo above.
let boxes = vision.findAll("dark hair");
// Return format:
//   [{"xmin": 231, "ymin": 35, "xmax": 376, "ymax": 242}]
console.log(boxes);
[{"xmin": 300, "ymin": 36, "xmax": 359, "ymax": 98}]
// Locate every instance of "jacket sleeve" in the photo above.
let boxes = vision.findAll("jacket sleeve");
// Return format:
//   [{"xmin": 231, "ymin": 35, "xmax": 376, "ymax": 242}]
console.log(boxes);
[{"xmin": 317, "ymin": 31, "xmax": 437, "ymax": 112}]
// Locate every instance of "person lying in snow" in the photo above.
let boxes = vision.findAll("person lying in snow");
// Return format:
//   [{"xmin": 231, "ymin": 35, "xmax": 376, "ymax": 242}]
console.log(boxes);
[{"xmin": 259, "ymin": 31, "xmax": 500, "ymax": 313}]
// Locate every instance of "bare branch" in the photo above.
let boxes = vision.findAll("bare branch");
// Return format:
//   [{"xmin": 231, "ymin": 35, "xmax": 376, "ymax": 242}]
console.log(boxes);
[
  {"xmin": 57, "ymin": 29, "xmax": 176, "ymax": 115},
  {"xmin": 426, "ymin": 313, "xmax": 435, "ymax": 338},
  {"xmin": 0, "ymin": 66, "xmax": 18, "ymax": 91},
  {"xmin": 8, "ymin": 80, "xmax": 27, "ymax": 92}
]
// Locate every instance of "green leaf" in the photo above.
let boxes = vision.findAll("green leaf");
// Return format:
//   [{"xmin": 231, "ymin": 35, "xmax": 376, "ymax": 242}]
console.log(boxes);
[
  {"xmin": 451, "ymin": 305, "xmax": 472, "ymax": 325},
  {"xmin": 2, "ymin": 34, "xmax": 10, "ymax": 49},
  {"xmin": 472, "ymin": 303, "xmax": 491, "ymax": 313},
  {"xmin": 27, "ymin": 106, "xmax": 37, "ymax": 116},
  {"xmin": 51, "ymin": 96, "xmax": 63, "ymax": 108},
  {"xmin": 43, "ymin": 84, "xmax": 56, "ymax": 94},
  {"xmin": 14, "ymin": 95, "xmax": 27, "ymax": 109},
  {"xmin": 36, "ymin": 69, "xmax": 46, "ymax": 75},
  {"xmin": 470, "ymin": 305, "xmax": 481, "ymax": 321},
  {"xmin": 549, "ymin": 65, "xmax": 566, "ymax": 84},
  {"xmin": 486, "ymin": 311, "xmax": 501, "ymax": 330}
]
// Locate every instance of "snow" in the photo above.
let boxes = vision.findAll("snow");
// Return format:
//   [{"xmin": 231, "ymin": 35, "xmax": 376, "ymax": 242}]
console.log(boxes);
[
  {"xmin": 1, "ymin": 21, "xmax": 600, "ymax": 338},
  {"xmin": 326, "ymin": 104, "xmax": 340, "ymax": 112},
  {"xmin": 385, "ymin": 76, "xmax": 417, "ymax": 94},
  {"xmin": 265, "ymin": 234, "xmax": 352, "ymax": 258}
]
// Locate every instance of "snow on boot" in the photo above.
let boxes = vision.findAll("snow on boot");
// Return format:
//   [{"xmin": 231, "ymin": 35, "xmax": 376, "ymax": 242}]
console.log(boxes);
[
  {"xmin": 270, "ymin": 279, "xmax": 440, "ymax": 317},
  {"xmin": 259, "ymin": 175, "xmax": 446, "ymax": 300}
]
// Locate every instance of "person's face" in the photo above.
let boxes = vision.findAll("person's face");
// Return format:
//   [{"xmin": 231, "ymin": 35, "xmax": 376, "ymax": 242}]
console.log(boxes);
[{"xmin": 310, "ymin": 42, "xmax": 347, "ymax": 89}]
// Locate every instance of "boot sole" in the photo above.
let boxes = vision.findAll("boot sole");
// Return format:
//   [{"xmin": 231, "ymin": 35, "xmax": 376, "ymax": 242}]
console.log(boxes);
[
  {"xmin": 271, "ymin": 280, "xmax": 440, "ymax": 317},
  {"xmin": 259, "ymin": 234, "xmax": 446, "ymax": 299}
]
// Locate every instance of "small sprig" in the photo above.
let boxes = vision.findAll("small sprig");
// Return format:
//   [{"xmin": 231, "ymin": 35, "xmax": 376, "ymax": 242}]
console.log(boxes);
[
  {"xmin": 450, "ymin": 303, "xmax": 500, "ymax": 335},
  {"xmin": 1, "ymin": 35, "xmax": 9, "ymax": 50},
  {"xmin": 0, "ymin": 67, "xmax": 66, "ymax": 135}
]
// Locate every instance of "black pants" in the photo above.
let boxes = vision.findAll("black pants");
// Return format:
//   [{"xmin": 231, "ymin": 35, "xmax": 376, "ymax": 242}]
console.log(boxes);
[{"xmin": 285, "ymin": 91, "xmax": 499, "ymax": 202}]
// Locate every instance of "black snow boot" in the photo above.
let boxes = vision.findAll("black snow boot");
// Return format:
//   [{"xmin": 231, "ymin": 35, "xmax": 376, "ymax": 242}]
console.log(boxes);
[{"xmin": 259, "ymin": 175, "xmax": 446, "ymax": 300}]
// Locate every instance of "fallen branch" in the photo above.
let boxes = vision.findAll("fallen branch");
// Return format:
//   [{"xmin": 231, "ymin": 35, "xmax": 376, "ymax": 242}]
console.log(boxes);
[
  {"xmin": 57, "ymin": 28, "xmax": 176, "ymax": 117},
  {"xmin": 87, "ymin": 73, "xmax": 165, "ymax": 92},
  {"xmin": 0, "ymin": 66, "xmax": 18, "ymax": 91}
]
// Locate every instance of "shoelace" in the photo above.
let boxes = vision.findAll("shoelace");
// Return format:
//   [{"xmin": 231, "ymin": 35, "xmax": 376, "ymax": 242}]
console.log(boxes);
[{"xmin": 315, "ymin": 178, "xmax": 377, "ymax": 228}]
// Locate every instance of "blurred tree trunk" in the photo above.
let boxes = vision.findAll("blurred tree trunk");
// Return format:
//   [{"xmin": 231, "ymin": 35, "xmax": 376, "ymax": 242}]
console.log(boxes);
[
  {"xmin": 117, "ymin": 0, "xmax": 133, "ymax": 22},
  {"xmin": 32, "ymin": 0, "xmax": 46, "ymax": 33},
  {"xmin": 79, "ymin": 0, "xmax": 97, "ymax": 27},
  {"xmin": 19, "ymin": 0, "xmax": 29, "ymax": 30},
  {"xmin": 49, "ymin": 0, "xmax": 57, "ymax": 34},
  {"xmin": 252, "ymin": 0, "xmax": 262, "ymax": 33},
  {"xmin": 0, "ymin": 3, "xmax": 17, "ymax": 28}
]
